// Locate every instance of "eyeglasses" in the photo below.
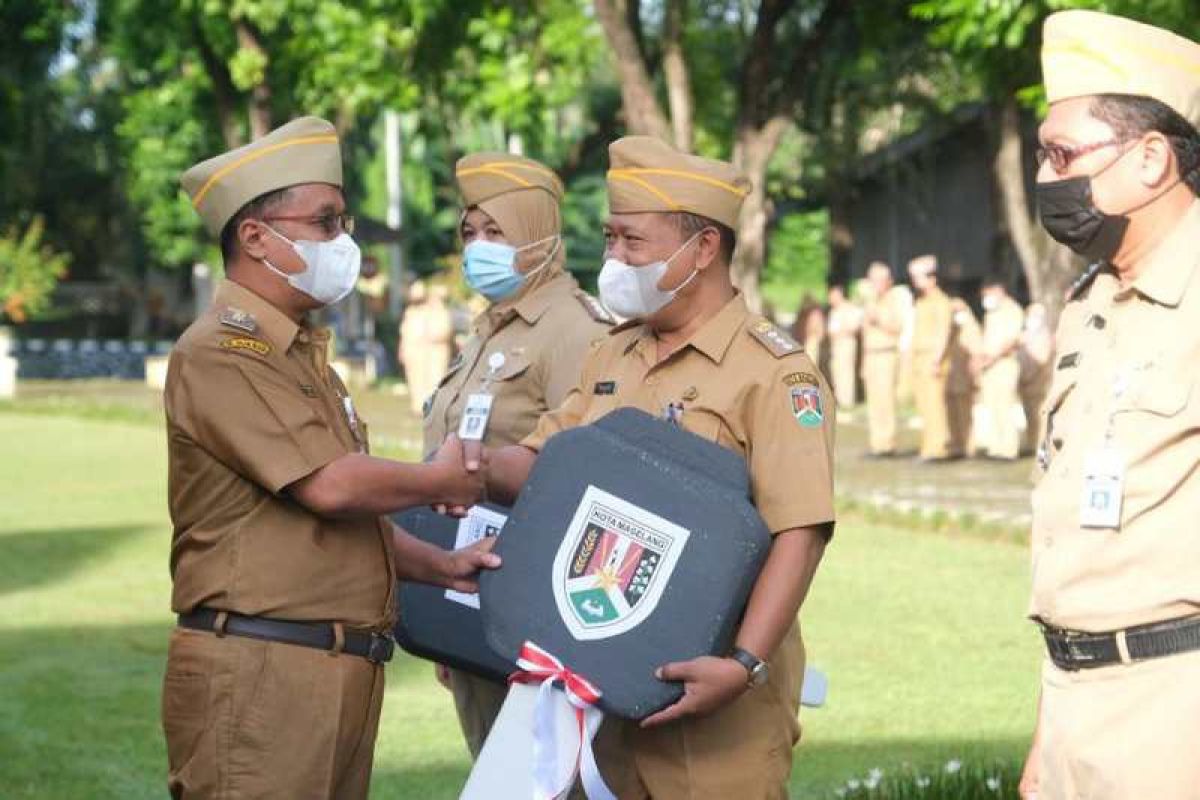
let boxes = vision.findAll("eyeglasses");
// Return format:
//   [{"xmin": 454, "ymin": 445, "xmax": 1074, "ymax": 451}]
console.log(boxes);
[
  {"xmin": 263, "ymin": 212, "xmax": 356, "ymax": 237},
  {"xmin": 1034, "ymin": 139, "xmax": 1125, "ymax": 172}
]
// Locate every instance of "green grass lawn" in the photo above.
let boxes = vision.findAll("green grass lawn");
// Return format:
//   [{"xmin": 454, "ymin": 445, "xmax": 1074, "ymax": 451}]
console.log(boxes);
[{"xmin": 0, "ymin": 405, "xmax": 1040, "ymax": 799}]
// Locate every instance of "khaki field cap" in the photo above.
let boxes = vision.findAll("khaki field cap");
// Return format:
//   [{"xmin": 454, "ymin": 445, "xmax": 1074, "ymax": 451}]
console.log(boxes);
[
  {"xmin": 181, "ymin": 116, "xmax": 343, "ymax": 236},
  {"xmin": 606, "ymin": 136, "xmax": 750, "ymax": 229},
  {"xmin": 455, "ymin": 152, "xmax": 564, "ymax": 207},
  {"xmin": 1042, "ymin": 10, "xmax": 1200, "ymax": 128}
]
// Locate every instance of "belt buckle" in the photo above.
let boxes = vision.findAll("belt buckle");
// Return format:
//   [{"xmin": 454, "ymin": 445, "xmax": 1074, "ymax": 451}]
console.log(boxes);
[{"xmin": 366, "ymin": 633, "xmax": 394, "ymax": 664}]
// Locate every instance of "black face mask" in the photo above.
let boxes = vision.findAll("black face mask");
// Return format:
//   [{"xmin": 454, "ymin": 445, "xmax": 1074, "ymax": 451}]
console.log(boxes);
[{"xmin": 1035, "ymin": 175, "xmax": 1130, "ymax": 263}]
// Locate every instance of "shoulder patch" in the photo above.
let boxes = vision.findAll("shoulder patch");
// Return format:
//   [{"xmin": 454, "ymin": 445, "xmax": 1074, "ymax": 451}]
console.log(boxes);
[
  {"xmin": 219, "ymin": 307, "xmax": 258, "ymax": 333},
  {"xmin": 220, "ymin": 336, "xmax": 271, "ymax": 356},
  {"xmin": 574, "ymin": 290, "xmax": 617, "ymax": 325},
  {"xmin": 789, "ymin": 384, "xmax": 825, "ymax": 428},
  {"xmin": 748, "ymin": 319, "xmax": 800, "ymax": 358}
]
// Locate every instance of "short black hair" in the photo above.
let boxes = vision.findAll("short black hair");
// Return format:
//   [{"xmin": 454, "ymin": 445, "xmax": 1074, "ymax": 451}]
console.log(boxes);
[
  {"xmin": 1090, "ymin": 93, "xmax": 1200, "ymax": 196},
  {"xmin": 219, "ymin": 187, "xmax": 293, "ymax": 262},
  {"xmin": 673, "ymin": 211, "xmax": 736, "ymax": 263}
]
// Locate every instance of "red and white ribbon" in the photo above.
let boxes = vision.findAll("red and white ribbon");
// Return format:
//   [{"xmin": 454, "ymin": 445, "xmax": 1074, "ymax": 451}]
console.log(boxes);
[{"xmin": 508, "ymin": 641, "xmax": 616, "ymax": 800}]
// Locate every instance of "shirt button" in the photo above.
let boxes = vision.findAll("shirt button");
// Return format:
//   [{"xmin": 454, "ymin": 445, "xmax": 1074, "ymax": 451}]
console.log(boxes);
[{"xmin": 1044, "ymin": 536, "xmax": 1053, "ymax": 547}]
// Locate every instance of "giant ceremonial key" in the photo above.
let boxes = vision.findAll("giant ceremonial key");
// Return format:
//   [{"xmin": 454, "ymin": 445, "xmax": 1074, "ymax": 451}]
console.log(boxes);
[{"xmin": 479, "ymin": 406, "xmax": 773, "ymax": 720}]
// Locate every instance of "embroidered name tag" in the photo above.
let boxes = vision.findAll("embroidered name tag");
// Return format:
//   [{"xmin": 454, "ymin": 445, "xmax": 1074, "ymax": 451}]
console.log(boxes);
[{"xmin": 221, "ymin": 337, "xmax": 271, "ymax": 356}]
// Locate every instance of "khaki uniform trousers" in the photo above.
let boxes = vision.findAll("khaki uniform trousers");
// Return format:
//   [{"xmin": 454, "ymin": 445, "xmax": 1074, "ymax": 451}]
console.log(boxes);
[
  {"xmin": 162, "ymin": 628, "xmax": 385, "ymax": 800},
  {"xmin": 830, "ymin": 338, "xmax": 858, "ymax": 409},
  {"xmin": 946, "ymin": 389, "xmax": 973, "ymax": 458},
  {"xmin": 979, "ymin": 359, "xmax": 1020, "ymax": 459},
  {"xmin": 448, "ymin": 668, "xmax": 508, "ymax": 758},
  {"xmin": 862, "ymin": 349, "xmax": 898, "ymax": 454},
  {"xmin": 912, "ymin": 354, "xmax": 950, "ymax": 459},
  {"xmin": 1039, "ymin": 649, "xmax": 1200, "ymax": 799},
  {"xmin": 596, "ymin": 625, "xmax": 804, "ymax": 800}
]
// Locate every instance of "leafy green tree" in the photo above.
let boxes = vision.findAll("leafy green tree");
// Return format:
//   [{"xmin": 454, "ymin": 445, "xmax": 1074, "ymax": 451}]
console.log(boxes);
[{"xmin": 0, "ymin": 217, "xmax": 70, "ymax": 324}]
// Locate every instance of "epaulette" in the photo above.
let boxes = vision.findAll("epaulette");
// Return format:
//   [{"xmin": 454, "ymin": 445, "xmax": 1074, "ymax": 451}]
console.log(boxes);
[
  {"xmin": 218, "ymin": 306, "xmax": 258, "ymax": 333},
  {"xmin": 573, "ymin": 290, "xmax": 617, "ymax": 325},
  {"xmin": 747, "ymin": 318, "xmax": 801, "ymax": 358},
  {"xmin": 1065, "ymin": 261, "xmax": 1105, "ymax": 303}
]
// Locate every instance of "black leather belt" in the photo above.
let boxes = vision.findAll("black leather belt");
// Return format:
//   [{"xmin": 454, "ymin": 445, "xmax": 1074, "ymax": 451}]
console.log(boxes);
[
  {"xmin": 178, "ymin": 608, "xmax": 394, "ymax": 664},
  {"xmin": 1041, "ymin": 615, "xmax": 1200, "ymax": 671}
]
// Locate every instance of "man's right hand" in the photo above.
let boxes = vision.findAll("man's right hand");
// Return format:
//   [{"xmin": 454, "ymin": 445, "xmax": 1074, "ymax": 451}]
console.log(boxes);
[{"xmin": 429, "ymin": 434, "xmax": 485, "ymax": 509}]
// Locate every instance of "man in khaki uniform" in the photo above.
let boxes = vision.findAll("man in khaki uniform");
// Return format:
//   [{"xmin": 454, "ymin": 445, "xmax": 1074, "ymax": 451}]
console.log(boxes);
[
  {"xmin": 484, "ymin": 136, "xmax": 834, "ymax": 799},
  {"xmin": 907, "ymin": 255, "xmax": 954, "ymax": 461},
  {"xmin": 946, "ymin": 298, "xmax": 981, "ymax": 459},
  {"xmin": 423, "ymin": 152, "xmax": 614, "ymax": 761},
  {"xmin": 398, "ymin": 279, "xmax": 455, "ymax": 415},
  {"xmin": 164, "ymin": 117, "xmax": 496, "ymax": 800},
  {"xmin": 860, "ymin": 262, "xmax": 905, "ymax": 456},
  {"xmin": 976, "ymin": 280, "xmax": 1024, "ymax": 460},
  {"xmin": 1020, "ymin": 11, "xmax": 1200, "ymax": 800},
  {"xmin": 827, "ymin": 284, "xmax": 862, "ymax": 409}
]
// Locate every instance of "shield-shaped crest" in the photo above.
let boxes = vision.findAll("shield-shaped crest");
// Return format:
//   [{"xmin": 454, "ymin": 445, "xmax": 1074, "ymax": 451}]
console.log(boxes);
[
  {"xmin": 790, "ymin": 385, "xmax": 824, "ymax": 427},
  {"xmin": 552, "ymin": 486, "xmax": 691, "ymax": 641}
]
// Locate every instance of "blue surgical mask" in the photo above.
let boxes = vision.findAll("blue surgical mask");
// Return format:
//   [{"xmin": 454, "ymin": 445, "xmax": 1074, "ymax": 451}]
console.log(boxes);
[{"xmin": 462, "ymin": 235, "xmax": 560, "ymax": 301}]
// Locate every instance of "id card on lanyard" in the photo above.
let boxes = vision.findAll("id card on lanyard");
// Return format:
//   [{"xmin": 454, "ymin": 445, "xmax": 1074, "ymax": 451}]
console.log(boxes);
[
  {"xmin": 1078, "ymin": 363, "xmax": 1145, "ymax": 530},
  {"xmin": 458, "ymin": 351, "xmax": 506, "ymax": 442}
]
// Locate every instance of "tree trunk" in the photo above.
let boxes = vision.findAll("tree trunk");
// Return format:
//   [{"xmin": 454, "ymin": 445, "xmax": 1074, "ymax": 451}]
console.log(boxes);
[
  {"xmin": 732, "ymin": 115, "xmax": 791, "ymax": 314},
  {"xmin": 192, "ymin": 17, "xmax": 242, "ymax": 148},
  {"xmin": 593, "ymin": 0, "xmax": 672, "ymax": 141},
  {"xmin": 993, "ymin": 96, "xmax": 1078, "ymax": 322},
  {"xmin": 236, "ymin": 21, "xmax": 274, "ymax": 139},
  {"xmin": 662, "ymin": 0, "xmax": 693, "ymax": 151}
]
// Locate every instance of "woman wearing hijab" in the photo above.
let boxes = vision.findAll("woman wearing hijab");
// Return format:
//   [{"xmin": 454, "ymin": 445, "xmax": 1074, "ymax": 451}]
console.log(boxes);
[{"xmin": 421, "ymin": 151, "xmax": 615, "ymax": 759}]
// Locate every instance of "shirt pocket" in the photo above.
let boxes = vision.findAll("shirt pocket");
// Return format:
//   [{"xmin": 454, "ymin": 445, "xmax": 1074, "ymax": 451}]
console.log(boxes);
[
  {"xmin": 485, "ymin": 353, "xmax": 539, "ymax": 440},
  {"xmin": 1120, "ymin": 368, "xmax": 1193, "ymax": 418},
  {"xmin": 680, "ymin": 403, "xmax": 738, "ymax": 451}
]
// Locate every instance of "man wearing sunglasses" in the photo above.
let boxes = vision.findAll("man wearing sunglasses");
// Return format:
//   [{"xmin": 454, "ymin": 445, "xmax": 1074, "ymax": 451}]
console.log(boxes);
[
  {"xmin": 1021, "ymin": 11, "xmax": 1200, "ymax": 800},
  {"xmin": 163, "ymin": 117, "xmax": 496, "ymax": 799}
]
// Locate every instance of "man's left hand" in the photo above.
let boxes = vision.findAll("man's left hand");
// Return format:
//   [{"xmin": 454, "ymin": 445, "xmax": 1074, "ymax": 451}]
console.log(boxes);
[
  {"xmin": 640, "ymin": 656, "xmax": 748, "ymax": 728},
  {"xmin": 439, "ymin": 536, "xmax": 501, "ymax": 593}
]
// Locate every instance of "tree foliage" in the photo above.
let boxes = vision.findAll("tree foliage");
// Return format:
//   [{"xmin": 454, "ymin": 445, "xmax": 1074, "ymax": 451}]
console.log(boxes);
[{"xmin": 0, "ymin": 217, "xmax": 70, "ymax": 324}]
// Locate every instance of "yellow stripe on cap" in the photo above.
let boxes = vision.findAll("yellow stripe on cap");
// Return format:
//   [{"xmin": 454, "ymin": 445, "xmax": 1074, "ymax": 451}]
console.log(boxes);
[
  {"xmin": 191, "ymin": 134, "xmax": 339, "ymax": 209},
  {"xmin": 608, "ymin": 167, "xmax": 750, "ymax": 198},
  {"xmin": 606, "ymin": 171, "xmax": 682, "ymax": 210}
]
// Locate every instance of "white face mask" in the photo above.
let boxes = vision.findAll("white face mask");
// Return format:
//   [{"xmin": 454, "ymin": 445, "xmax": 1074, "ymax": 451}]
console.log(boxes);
[
  {"xmin": 263, "ymin": 225, "xmax": 362, "ymax": 306},
  {"xmin": 597, "ymin": 232, "xmax": 701, "ymax": 320}
]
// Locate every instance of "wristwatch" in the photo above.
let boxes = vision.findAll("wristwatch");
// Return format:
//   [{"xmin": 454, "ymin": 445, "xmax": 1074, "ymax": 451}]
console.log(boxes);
[{"xmin": 728, "ymin": 646, "xmax": 770, "ymax": 688}]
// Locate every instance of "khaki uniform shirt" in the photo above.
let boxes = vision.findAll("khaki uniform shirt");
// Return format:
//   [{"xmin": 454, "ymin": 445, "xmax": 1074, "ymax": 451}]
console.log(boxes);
[
  {"xmin": 912, "ymin": 286, "xmax": 953, "ymax": 365},
  {"xmin": 423, "ymin": 273, "xmax": 613, "ymax": 456},
  {"xmin": 1031, "ymin": 201, "xmax": 1200, "ymax": 631},
  {"xmin": 862, "ymin": 287, "xmax": 905, "ymax": 351},
  {"xmin": 522, "ymin": 294, "xmax": 836, "ymax": 536},
  {"xmin": 165, "ymin": 280, "xmax": 395, "ymax": 631},
  {"xmin": 983, "ymin": 297, "xmax": 1024, "ymax": 363}
]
